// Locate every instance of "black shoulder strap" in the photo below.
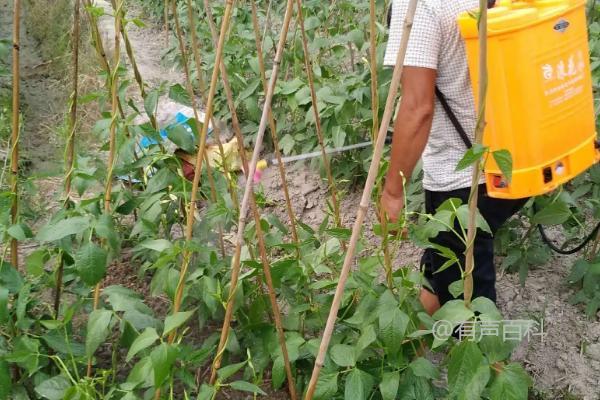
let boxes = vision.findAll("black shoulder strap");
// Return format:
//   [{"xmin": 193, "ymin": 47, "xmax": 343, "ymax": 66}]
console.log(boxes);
[{"xmin": 435, "ymin": 87, "xmax": 473, "ymax": 149}]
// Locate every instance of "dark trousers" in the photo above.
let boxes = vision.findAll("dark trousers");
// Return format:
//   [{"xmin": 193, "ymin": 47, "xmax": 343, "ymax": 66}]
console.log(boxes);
[{"xmin": 421, "ymin": 185, "xmax": 528, "ymax": 305}]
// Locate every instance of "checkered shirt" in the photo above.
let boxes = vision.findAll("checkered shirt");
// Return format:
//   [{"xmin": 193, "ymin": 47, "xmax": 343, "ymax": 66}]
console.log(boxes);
[{"xmin": 384, "ymin": 0, "xmax": 481, "ymax": 191}]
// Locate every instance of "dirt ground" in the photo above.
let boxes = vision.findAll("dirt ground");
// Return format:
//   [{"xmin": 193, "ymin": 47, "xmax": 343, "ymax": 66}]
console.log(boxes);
[
  {"xmin": 0, "ymin": 0, "xmax": 66, "ymax": 174},
  {"xmin": 3, "ymin": 0, "xmax": 600, "ymax": 399}
]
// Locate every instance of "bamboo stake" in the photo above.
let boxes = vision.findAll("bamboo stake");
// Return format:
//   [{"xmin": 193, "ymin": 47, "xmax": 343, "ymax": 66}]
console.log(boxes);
[
  {"xmin": 171, "ymin": 0, "xmax": 227, "ymax": 257},
  {"xmin": 187, "ymin": 0, "xmax": 240, "ymax": 212},
  {"xmin": 202, "ymin": 3, "xmax": 298, "ymax": 395},
  {"xmin": 64, "ymin": 0, "xmax": 81, "ymax": 198},
  {"xmin": 463, "ymin": 0, "xmax": 488, "ymax": 307},
  {"xmin": 88, "ymin": 0, "xmax": 123, "ymax": 378},
  {"xmin": 152, "ymin": 2, "xmax": 235, "ymax": 397},
  {"xmin": 85, "ymin": 0, "xmax": 149, "ymax": 189},
  {"xmin": 82, "ymin": 0, "xmax": 123, "ymax": 120},
  {"xmin": 249, "ymin": 0, "xmax": 300, "ymax": 252},
  {"xmin": 164, "ymin": 0, "xmax": 169, "ymax": 47},
  {"xmin": 293, "ymin": 0, "xmax": 343, "ymax": 233},
  {"xmin": 110, "ymin": 0, "xmax": 158, "ymax": 131},
  {"xmin": 55, "ymin": 0, "xmax": 81, "ymax": 320},
  {"xmin": 303, "ymin": 1, "xmax": 418, "ymax": 398},
  {"xmin": 369, "ymin": 0, "xmax": 393, "ymax": 288},
  {"xmin": 209, "ymin": 0, "xmax": 296, "ymax": 384},
  {"xmin": 10, "ymin": 0, "xmax": 21, "ymax": 269},
  {"xmin": 167, "ymin": 0, "xmax": 235, "ymax": 341},
  {"xmin": 369, "ymin": 0, "xmax": 379, "ymax": 142}
]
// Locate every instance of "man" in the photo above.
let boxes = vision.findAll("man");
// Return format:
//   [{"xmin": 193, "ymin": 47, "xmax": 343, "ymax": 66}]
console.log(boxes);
[{"xmin": 380, "ymin": 0, "xmax": 527, "ymax": 315}]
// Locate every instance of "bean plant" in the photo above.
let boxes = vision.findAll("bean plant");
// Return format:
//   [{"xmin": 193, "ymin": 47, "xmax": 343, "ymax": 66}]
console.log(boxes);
[{"xmin": 1, "ymin": 1, "xmax": 599, "ymax": 400}]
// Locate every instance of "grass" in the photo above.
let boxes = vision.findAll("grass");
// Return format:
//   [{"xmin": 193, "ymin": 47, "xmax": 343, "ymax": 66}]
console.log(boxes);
[{"xmin": 24, "ymin": 0, "xmax": 74, "ymax": 75}]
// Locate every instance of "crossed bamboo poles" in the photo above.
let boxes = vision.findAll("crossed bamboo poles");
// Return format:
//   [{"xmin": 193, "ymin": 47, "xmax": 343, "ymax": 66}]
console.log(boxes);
[{"xmin": 72, "ymin": 0, "xmax": 405, "ymax": 397}]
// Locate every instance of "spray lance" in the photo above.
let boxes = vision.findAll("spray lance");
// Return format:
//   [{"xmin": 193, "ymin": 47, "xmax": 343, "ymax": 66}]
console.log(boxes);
[{"xmin": 253, "ymin": 135, "xmax": 392, "ymax": 182}]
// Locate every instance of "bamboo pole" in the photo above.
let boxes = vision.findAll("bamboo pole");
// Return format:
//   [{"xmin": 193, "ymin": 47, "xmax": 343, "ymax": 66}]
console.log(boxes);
[
  {"xmin": 187, "ymin": 1, "xmax": 240, "ymax": 212},
  {"xmin": 55, "ymin": 0, "xmax": 81, "ymax": 320},
  {"xmin": 171, "ymin": 0, "xmax": 227, "ymax": 257},
  {"xmin": 85, "ymin": 0, "xmax": 148, "ymax": 193},
  {"xmin": 167, "ymin": 0, "xmax": 235, "ymax": 340},
  {"xmin": 293, "ymin": 0, "xmax": 343, "ymax": 233},
  {"xmin": 10, "ymin": 0, "xmax": 21, "ymax": 269},
  {"xmin": 110, "ymin": 0, "xmax": 158, "ymax": 131},
  {"xmin": 249, "ymin": 0, "xmax": 300, "ymax": 252},
  {"xmin": 209, "ymin": 0, "xmax": 296, "ymax": 385},
  {"xmin": 303, "ymin": 1, "xmax": 418, "ymax": 398},
  {"xmin": 369, "ymin": 0, "xmax": 393, "ymax": 288},
  {"xmin": 201, "ymin": 0, "xmax": 288, "ymax": 306},
  {"xmin": 88, "ymin": 0, "xmax": 123, "ymax": 378},
  {"xmin": 463, "ymin": 0, "xmax": 488, "ymax": 307},
  {"xmin": 201, "ymin": 3, "xmax": 298, "ymax": 395},
  {"xmin": 369, "ymin": 0, "xmax": 379, "ymax": 142},
  {"xmin": 64, "ymin": 0, "xmax": 80, "ymax": 198},
  {"xmin": 164, "ymin": 0, "xmax": 169, "ymax": 47}
]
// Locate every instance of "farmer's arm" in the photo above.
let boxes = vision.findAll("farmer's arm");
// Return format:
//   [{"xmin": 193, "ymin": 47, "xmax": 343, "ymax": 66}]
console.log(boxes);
[{"xmin": 381, "ymin": 67, "xmax": 436, "ymax": 221}]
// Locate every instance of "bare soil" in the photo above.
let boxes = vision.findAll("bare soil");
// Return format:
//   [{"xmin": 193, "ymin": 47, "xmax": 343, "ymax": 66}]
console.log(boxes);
[{"xmin": 0, "ymin": 0, "xmax": 66, "ymax": 174}]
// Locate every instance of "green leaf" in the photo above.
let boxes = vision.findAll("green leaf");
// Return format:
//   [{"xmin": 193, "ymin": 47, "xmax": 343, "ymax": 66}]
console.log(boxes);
[
  {"xmin": 0, "ymin": 287, "xmax": 8, "ymax": 324},
  {"xmin": 344, "ymin": 369, "xmax": 372, "ymax": 400},
  {"xmin": 197, "ymin": 384, "xmax": 217, "ymax": 400},
  {"xmin": 448, "ymin": 341, "xmax": 490, "ymax": 400},
  {"xmin": 163, "ymin": 311, "xmax": 194, "ymax": 336},
  {"xmin": 0, "ymin": 263, "xmax": 23, "ymax": 293},
  {"xmin": 314, "ymin": 372, "xmax": 338, "ymax": 400},
  {"xmin": 124, "ymin": 356, "xmax": 153, "ymax": 390},
  {"xmin": 36, "ymin": 216, "xmax": 90, "ymax": 242},
  {"xmin": 35, "ymin": 376, "xmax": 71, "ymax": 400},
  {"xmin": 304, "ymin": 16, "xmax": 321, "ymax": 31},
  {"xmin": 0, "ymin": 360, "xmax": 10, "ymax": 400},
  {"xmin": 448, "ymin": 279, "xmax": 464, "ymax": 299},
  {"xmin": 330, "ymin": 344, "xmax": 356, "ymax": 367},
  {"xmin": 229, "ymin": 381, "xmax": 267, "ymax": 395},
  {"xmin": 279, "ymin": 134, "xmax": 295, "ymax": 155},
  {"xmin": 409, "ymin": 357, "xmax": 440, "ymax": 380},
  {"xmin": 85, "ymin": 309, "xmax": 113, "ymax": 358},
  {"xmin": 144, "ymin": 89, "xmax": 159, "ymax": 118},
  {"xmin": 130, "ymin": 18, "xmax": 146, "ymax": 28},
  {"xmin": 567, "ymin": 260, "xmax": 590, "ymax": 284},
  {"xmin": 166, "ymin": 124, "xmax": 196, "ymax": 153},
  {"xmin": 139, "ymin": 239, "xmax": 173, "ymax": 253},
  {"xmin": 456, "ymin": 144, "xmax": 487, "ymax": 171},
  {"xmin": 169, "ymin": 83, "xmax": 191, "ymax": 106},
  {"xmin": 379, "ymin": 371, "xmax": 400, "ymax": 400},
  {"xmin": 6, "ymin": 336, "xmax": 40, "ymax": 376},
  {"xmin": 75, "ymin": 243, "xmax": 108, "ymax": 286},
  {"xmin": 433, "ymin": 300, "xmax": 475, "ymax": 327},
  {"xmin": 487, "ymin": 363, "xmax": 531, "ymax": 400},
  {"xmin": 150, "ymin": 343, "xmax": 178, "ymax": 387},
  {"xmin": 7, "ymin": 223, "xmax": 31, "ymax": 240},
  {"xmin": 471, "ymin": 297, "xmax": 502, "ymax": 321},
  {"xmin": 217, "ymin": 361, "xmax": 246, "ymax": 381},
  {"xmin": 127, "ymin": 327, "xmax": 159, "ymax": 362},
  {"xmin": 272, "ymin": 356, "xmax": 285, "ymax": 389},
  {"xmin": 356, "ymin": 325, "xmax": 377, "ymax": 354},
  {"xmin": 531, "ymin": 201, "xmax": 571, "ymax": 225},
  {"xmin": 145, "ymin": 168, "xmax": 177, "ymax": 193},
  {"xmin": 378, "ymin": 307, "xmax": 409, "ymax": 353},
  {"xmin": 95, "ymin": 214, "xmax": 119, "ymax": 251},
  {"xmin": 332, "ymin": 127, "xmax": 346, "ymax": 148},
  {"xmin": 492, "ymin": 149, "xmax": 513, "ymax": 183}
]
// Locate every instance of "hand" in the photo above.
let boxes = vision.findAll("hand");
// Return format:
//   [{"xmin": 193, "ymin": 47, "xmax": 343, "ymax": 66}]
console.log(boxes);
[{"xmin": 380, "ymin": 188, "xmax": 405, "ymax": 224}]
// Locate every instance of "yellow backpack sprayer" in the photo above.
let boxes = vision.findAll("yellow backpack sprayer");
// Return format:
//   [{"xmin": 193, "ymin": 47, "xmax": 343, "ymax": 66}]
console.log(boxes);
[
  {"xmin": 454, "ymin": 0, "xmax": 600, "ymax": 254},
  {"xmin": 458, "ymin": 0, "xmax": 599, "ymax": 199}
]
